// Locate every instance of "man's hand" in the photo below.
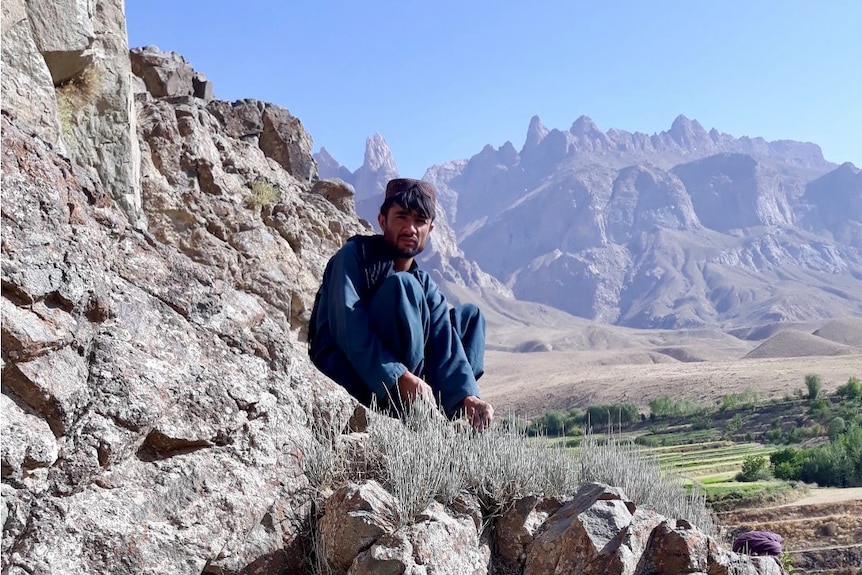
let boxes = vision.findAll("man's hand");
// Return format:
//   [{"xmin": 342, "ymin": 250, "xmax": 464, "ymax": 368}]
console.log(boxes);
[
  {"xmin": 396, "ymin": 371, "xmax": 435, "ymax": 406},
  {"xmin": 462, "ymin": 396, "xmax": 494, "ymax": 431}
]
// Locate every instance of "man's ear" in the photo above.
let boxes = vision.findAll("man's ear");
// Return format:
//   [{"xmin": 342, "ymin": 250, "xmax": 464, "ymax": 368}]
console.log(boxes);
[
  {"xmin": 429, "ymin": 221, "xmax": 435, "ymax": 233},
  {"xmin": 377, "ymin": 213, "xmax": 386, "ymax": 231}
]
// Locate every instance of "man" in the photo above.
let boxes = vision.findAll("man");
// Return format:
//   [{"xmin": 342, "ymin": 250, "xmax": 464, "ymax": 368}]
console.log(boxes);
[{"xmin": 308, "ymin": 178, "xmax": 494, "ymax": 430}]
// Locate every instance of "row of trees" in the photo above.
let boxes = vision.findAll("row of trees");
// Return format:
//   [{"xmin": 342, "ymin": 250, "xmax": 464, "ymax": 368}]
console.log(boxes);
[
  {"xmin": 526, "ymin": 403, "xmax": 640, "ymax": 436},
  {"xmin": 526, "ymin": 375, "xmax": 861, "ymax": 443},
  {"xmin": 738, "ymin": 422, "xmax": 862, "ymax": 487}
]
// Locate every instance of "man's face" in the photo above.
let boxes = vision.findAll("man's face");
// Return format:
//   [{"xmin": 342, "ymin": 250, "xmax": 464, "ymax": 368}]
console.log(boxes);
[{"xmin": 378, "ymin": 205, "xmax": 434, "ymax": 258}]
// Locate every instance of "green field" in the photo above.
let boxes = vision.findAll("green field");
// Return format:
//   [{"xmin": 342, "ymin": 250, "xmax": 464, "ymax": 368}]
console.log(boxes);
[{"xmin": 640, "ymin": 440, "xmax": 791, "ymax": 504}]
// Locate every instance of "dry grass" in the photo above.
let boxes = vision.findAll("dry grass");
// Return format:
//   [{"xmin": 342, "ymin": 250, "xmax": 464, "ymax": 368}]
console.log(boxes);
[
  {"xmin": 297, "ymin": 401, "xmax": 715, "ymax": 538},
  {"xmin": 246, "ymin": 180, "xmax": 280, "ymax": 208},
  {"xmin": 55, "ymin": 65, "xmax": 102, "ymax": 152}
]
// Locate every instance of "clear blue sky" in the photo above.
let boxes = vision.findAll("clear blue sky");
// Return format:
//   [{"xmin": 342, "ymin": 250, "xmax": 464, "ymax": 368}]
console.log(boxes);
[{"xmin": 127, "ymin": 1, "xmax": 861, "ymax": 178}]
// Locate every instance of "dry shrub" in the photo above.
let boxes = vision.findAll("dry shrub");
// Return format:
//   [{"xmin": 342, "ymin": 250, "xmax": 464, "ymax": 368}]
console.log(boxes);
[
  {"xmin": 246, "ymin": 180, "xmax": 280, "ymax": 208},
  {"xmin": 56, "ymin": 65, "xmax": 101, "ymax": 150},
  {"xmin": 298, "ymin": 401, "xmax": 715, "ymax": 537}
]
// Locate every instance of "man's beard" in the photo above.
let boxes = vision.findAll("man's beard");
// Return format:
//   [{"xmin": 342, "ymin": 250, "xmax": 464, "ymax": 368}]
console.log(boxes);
[{"xmin": 393, "ymin": 244, "xmax": 425, "ymax": 259}]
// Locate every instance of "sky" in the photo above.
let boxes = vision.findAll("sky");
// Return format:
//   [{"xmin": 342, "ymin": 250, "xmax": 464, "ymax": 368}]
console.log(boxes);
[{"xmin": 126, "ymin": 1, "xmax": 861, "ymax": 178}]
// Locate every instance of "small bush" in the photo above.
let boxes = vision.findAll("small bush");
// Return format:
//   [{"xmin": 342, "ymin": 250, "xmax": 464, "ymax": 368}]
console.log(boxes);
[
  {"xmin": 808, "ymin": 397, "xmax": 830, "ymax": 418},
  {"xmin": 736, "ymin": 455, "xmax": 771, "ymax": 482},
  {"xmin": 828, "ymin": 417, "xmax": 847, "ymax": 440},
  {"xmin": 805, "ymin": 374, "xmax": 822, "ymax": 400},
  {"xmin": 764, "ymin": 428, "xmax": 783, "ymax": 444},
  {"xmin": 836, "ymin": 376, "xmax": 862, "ymax": 401},
  {"xmin": 247, "ymin": 180, "xmax": 280, "ymax": 208},
  {"xmin": 770, "ymin": 447, "xmax": 805, "ymax": 480},
  {"xmin": 724, "ymin": 413, "xmax": 744, "ymax": 438},
  {"xmin": 690, "ymin": 415, "xmax": 711, "ymax": 430}
]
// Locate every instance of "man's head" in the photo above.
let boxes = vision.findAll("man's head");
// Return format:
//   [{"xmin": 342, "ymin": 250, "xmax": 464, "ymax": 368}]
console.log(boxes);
[{"xmin": 378, "ymin": 178, "xmax": 437, "ymax": 259}]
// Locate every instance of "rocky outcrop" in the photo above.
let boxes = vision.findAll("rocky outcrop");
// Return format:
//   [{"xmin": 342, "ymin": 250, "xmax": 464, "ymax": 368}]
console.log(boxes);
[
  {"xmin": 801, "ymin": 162, "xmax": 862, "ymax": 248},
  {"xmin": 1, "ymin": 109, "xmax": 363, "ymax": 574},
  {"xmin": 316, "ymin": 480, "xmax": 781, "ymax": 575},
  {"xmin": 1, "ymin": 0, "xmax": 143, "ymax": 226},
  {"xmin": 1, "ymin": 0, "xmax": 67, "ymax": 153},
  {"xmin": 2, "ymin": 21, "xmax": 369, "ymax": 571}
]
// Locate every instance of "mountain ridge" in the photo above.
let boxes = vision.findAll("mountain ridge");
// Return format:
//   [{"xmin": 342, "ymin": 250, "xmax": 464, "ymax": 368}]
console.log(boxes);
[{"xmin": 315, "ymin": 115, "xmax": 861, "ymax": 329}]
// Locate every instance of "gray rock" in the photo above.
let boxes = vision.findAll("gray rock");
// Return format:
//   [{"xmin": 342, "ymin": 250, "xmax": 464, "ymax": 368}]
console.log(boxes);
[
  {"xmin": 25, "ymin": 0, "xmax": 94, "ymax": 84},
  {"xmin": 0, "ymin": 395, "xmax": 58, "ymax": 483},
  {"xmin": 1, "ymin": 0, "xmax": 65, "ymax": 153},
  {"xmin": 319, "ymin": 481, "xmax": 399, "ymax": 574},
  {"xmin": 130, "ymin": 45, "xmax": 197, "ymax": 99}
]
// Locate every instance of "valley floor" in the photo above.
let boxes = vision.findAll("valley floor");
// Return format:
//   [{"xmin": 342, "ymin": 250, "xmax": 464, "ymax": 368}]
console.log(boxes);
[{"xmin": 483, "ymin": 351, "xmax": 862, "ymax": 417}]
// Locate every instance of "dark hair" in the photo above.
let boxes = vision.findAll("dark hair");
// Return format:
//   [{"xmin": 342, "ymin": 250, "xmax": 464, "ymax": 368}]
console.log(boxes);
[{"xmin": 379, "ymin": 187, "xmax": 436, "ymax": 221}]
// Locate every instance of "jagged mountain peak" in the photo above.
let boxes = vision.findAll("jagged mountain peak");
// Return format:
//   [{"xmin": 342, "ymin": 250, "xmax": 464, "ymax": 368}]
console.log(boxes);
[
  {"xmin": 362, "ymin": 133, "xmax": 396, "ymax": 172},
  {"xmin": 668, "ymin": 114, "xmax": 711, "ymax": 148},
  {"xmin": 570, "ymin": 115, "xmax": 601, "ymax": 137},
  {"xmin": 523, "ymin": 114, "xmax": 549, "ymax": 151}
]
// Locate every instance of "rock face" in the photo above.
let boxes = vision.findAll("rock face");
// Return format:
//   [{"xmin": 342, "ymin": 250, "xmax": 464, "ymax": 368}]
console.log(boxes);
[
  {"xmin": 2, "ymin": 25, "xmax": 367, "ymax": 573},
  {"xmin": 1, "ymin": 107, "xmax": 361, "ymax": 574},
  {"xmin": 1, "ymin": 0, "xmax": 143, "ymax": 225}
]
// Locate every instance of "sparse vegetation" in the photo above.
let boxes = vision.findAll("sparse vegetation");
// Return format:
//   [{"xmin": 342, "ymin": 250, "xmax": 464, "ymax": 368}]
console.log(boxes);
[
  {"xmin": 649, "ymin": 395, "xmax": 708, "ymax": 419},
  {"xmin": 836, "ymin": 375, "xmax": 862, "ymax": 401},
  {"xmin": 718, "ymin": 388, "xmax": 761, "ymax": 411},
  {"xmin": 520, "ymin": 373, "xmax": 860, "ymax": 512},
  {"xmin": 297, "ymin": 401, "xmax": 714, "ymax": 539},
  {"xmin": 55, "ymin": 64, "xmax": 102, "ymax": 153},
  {"xmin": 246, "ymin": 180, "xmax": 280, "ymax": 208}
]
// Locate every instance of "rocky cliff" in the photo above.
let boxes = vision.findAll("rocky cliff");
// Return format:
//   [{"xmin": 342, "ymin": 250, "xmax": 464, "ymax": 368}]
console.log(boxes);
[{"xmin": 2, "ymin": 3, "xmax": 782, "ymax": 573}]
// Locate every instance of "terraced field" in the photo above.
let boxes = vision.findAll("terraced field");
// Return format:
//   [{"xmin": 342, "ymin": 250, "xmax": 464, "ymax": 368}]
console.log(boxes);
[
  {"xmin": 643, "ymin": 440, "xmax": 785, "ymax": 499},
  {"xmin": 641, "ymin": 441, "xmax": 860, "ymax": 574}
]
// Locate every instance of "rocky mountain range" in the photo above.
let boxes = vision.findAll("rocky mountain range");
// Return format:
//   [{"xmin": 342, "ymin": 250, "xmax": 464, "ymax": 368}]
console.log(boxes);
[{"xmin": 317, "ymin": 115, "xmax": 862, "ymax": 329}]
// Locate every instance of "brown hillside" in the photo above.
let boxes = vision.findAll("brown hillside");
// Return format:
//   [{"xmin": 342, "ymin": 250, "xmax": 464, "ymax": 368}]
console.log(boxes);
[
  {"xmin": 813, "ymin": 317, "xmax": 862, "ymax": 347},
  {"xmin": 744, "ymin": 329, "xmax": 861, "ymax": 359}
]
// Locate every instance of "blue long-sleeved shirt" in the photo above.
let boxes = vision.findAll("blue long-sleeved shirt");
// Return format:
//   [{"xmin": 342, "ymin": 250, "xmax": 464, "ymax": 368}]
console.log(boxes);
[{"xmin": 308, "ymin": 235, "xmax": 479, "ymax": 415}]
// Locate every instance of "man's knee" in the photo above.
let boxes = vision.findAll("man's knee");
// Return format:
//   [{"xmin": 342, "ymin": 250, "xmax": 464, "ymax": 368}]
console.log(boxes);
[
  {"xmin": 380, "ymin": 272, "xmax": 423, "ymax": 293},
  {"xmin": 451, "ymin": 303, "xmax": 484, "ymax": 332},
  {"xmin": 374, "ymin": 272, "xmax": 426, "ymax": 310}
]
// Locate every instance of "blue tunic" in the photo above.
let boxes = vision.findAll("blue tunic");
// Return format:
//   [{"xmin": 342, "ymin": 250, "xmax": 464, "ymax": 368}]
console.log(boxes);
[{"xmin": 308, "ymin": 235, "xmax": 484, "ymax": 417}]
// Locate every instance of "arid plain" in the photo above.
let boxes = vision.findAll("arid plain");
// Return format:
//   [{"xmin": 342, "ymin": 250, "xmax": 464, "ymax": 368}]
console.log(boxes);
[{"xmin": 466, "ymin": 292, "xmax": 862, "ymax": 417}]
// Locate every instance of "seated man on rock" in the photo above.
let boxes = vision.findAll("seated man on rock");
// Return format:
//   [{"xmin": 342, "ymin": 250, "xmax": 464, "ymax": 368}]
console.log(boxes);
[{"xmin": 308, "ymin": 178, "xmax": 494, "ymax": 430}]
